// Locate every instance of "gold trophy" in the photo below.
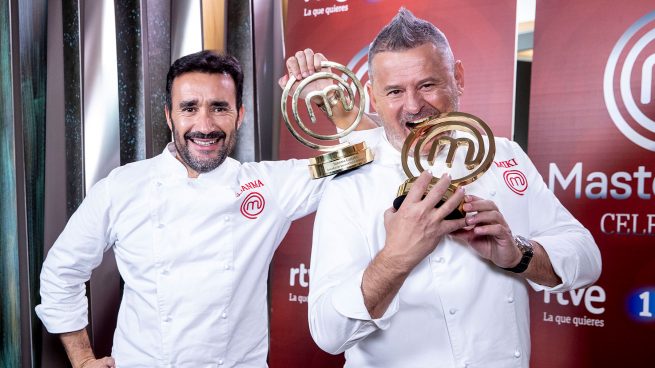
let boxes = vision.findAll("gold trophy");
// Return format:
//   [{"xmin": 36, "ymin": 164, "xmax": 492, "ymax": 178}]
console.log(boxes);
[
  {"xmin": 393, "ymin": 112, "xmax": 496, "ymax": 219},
  {"xmin": 281, "ymin": 61, "xmax": 374, "ymax": 178}
]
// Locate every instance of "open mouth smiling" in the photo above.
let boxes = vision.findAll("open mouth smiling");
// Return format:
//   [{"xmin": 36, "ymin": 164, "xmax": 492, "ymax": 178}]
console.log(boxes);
[
  {"xmin": 189, "ymin": 138, "xmax": 220, "ymax": 146},
  {"xmin": 185, "ymin": 131, "xmax": 226, "ymax": 148}
]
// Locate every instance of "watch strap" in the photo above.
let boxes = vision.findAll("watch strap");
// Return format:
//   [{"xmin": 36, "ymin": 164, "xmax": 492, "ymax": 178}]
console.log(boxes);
[{"xmin": 502, "ymin": 235, "xmax": 534, "ymax": 273}]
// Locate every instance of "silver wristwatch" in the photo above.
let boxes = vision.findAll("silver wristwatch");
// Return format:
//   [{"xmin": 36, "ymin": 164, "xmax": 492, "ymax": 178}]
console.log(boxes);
[{"xmin": 502, "ymin": 235, "xmax": 534, "ymax": 273}]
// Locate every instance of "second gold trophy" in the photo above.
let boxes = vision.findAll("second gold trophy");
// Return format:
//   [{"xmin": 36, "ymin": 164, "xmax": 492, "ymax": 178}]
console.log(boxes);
[{"xmin": 281, "ymin": 61, "xmax": 373, "ymax": 178}]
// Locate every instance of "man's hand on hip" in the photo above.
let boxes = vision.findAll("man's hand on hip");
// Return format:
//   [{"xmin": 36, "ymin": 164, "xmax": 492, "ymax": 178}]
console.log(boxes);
[{"xmin": 78, "ymin": 357, "xmax": 115, "ymax": 368}]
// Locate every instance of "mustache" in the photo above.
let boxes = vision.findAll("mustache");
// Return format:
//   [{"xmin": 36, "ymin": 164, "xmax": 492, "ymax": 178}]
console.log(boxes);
[
  {"xmin": 401, "ymin": 109, "xmax": 441, "ymax": 125},
  {"xmin": 184, "ymin": 131, "xmax": 226, "ymax": 140}
]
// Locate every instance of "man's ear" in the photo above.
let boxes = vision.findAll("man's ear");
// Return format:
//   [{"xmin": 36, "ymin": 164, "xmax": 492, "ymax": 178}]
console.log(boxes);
[
  {"xmin": 236, "ymin": 105, "xmax": 246, "ymax": 130},
  {"xmin": 366, "ymin": 81, "xmax": 377, "ymax": 109},
  {"xmin": 165, "ymin": 106, "xmax": 173, "ymax": 131},
  {"xmin": 454, "ymin": 60, "xmax": 465, "ymax": 95}
]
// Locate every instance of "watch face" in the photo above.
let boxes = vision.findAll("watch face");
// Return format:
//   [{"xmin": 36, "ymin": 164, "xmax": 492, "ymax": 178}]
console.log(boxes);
[
  {"xmin": 515, "ymin": 235, "xmax": 534, "ymax": 254},
  {"xmin": 502, "ymin": 235, "xmax": 534, "ymax": 273}
]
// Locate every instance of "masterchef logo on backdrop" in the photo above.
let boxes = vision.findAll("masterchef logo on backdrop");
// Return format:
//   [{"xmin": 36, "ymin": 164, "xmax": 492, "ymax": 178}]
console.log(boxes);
[
  {"xmin": 604, "ymin": 11, "xmax": 655, "ymax": 152},
  {"xmin": 346, "ymin": 46, "xmax": 374, "ymax": 114},
  {"xmin": 548, "ymin": 162, "xmax": 655, "ymax": 235}
]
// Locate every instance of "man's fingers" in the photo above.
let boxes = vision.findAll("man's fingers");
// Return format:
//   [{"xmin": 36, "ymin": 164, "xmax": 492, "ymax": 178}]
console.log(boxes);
[
  {"xmin": 462, "ymin": 195, "xmax": 497, "ymax": 213},
  {"xmin": 314, "ymin": 52, "xmax": 327, "ymax": 71},
  {"xmin": 465, "ymin": 209, "xmax": 505, "ymax": 227},
  {"xmin": 441, "ymin": 216, "xmax": 468, "ymax": 235},
  {"xmin": 471, "ymin": 223, "xmax": 505, "ymax": 237},
  {"xmin": 285, "ymin": 57, "xmax": 301, "ymax": 80},
  {"xmin": 303, "ymin": 48, "xmax": 316, "ymax": 74},
  {"xmin": 422, "ymin": 173, "xmax": 453, "ymax": 208},
  {"xmin": 383, "ymin": 207, "xmax": 397, "ymax": 224},
  {"xmin": 434, "ymin": 186, "xmax": 465, "ymax": 220},
  {"xmin": 86, "ymin": 357, "xmax": 115, "ymax": 368},
  {"xmin": 295, "ymin": 50, "xmax": 310, "ymax": 77},
  {"xmin": 404, "ymin": 171, "xmax": 435, "ymax": 204},
  {"xmin": 278, "ymin": 75, "xmax": 290, "ymax": 89}
]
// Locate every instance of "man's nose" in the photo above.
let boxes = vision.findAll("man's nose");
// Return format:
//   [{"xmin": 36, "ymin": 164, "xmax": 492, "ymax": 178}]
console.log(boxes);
[
  {"xmin": 403, "ymin": 90, "xmax": 424, "ymax": 115},
  {"xmin": 195, "ymin": 108, "xmax": 214, "ymax": 133}
]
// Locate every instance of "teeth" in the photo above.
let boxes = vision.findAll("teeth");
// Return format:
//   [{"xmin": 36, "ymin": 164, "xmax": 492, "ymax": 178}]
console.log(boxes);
[{"xmin": 191, "ymin": 139, "xmax": 218, "ymax": 146}]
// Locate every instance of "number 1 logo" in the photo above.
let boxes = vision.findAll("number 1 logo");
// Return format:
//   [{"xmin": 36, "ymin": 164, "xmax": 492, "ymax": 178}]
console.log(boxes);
[{"xmin": 628, "ymin": 289, "xmax": 655, "ymax": 321}]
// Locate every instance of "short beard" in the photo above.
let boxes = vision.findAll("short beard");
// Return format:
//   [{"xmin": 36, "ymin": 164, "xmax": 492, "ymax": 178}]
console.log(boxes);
[{"xmin": 170, "ymin": 118, "xmax": 236, "ymax": 174}]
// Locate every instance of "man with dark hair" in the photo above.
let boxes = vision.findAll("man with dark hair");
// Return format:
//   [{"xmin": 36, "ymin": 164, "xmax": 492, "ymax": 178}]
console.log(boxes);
[
  {"xmin": 307, "ymin": 8, "xmax": 601, "ymax": 367},
  {"xmin": 35, "ymin": 50, "xmax": 354, "ymax": 368}
]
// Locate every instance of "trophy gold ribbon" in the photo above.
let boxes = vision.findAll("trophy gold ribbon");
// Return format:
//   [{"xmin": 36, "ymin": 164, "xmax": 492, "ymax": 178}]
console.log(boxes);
[
  {"xmin": 393, "ymin": 112, "xmax": 496, "ymax": 219},
  {"xmin": 281, "ymin": 61, "xmax": 374, "ymax": 178}
]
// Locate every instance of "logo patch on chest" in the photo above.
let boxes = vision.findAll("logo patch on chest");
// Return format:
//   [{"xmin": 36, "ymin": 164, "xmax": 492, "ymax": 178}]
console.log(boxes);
[
  {"xmin": 503, "ymin": 170, "xmax": 528, "ymax": 195},
  {"xmin": 240, "ymin": 192, "xmax": 266, "ymax": 219}
]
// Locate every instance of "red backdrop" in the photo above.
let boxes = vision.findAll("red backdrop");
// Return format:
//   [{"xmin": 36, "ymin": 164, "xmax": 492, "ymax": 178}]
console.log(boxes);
[
  {"xmin": 270, "ymin": 0, "xmax": 517, "ymax": 366},
  {"xmin": 528, "ymin": 0, "xmax": 655, "ymax": 366}
]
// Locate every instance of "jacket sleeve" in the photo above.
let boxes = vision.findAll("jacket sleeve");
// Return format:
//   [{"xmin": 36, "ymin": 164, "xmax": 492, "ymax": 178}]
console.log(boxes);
[
  {"xmin": 35, "ymin": 178, "xmax": 113, "ymax": 333},
  {"xmin": 308, "ymin": 180, "xmax": 399, "ymax": 354},
  {"xmin": 511, "ymin": 141, "xmax": 602, "ymax": 292},
  {"xmin": 258, "ymin": 159, "xmax": 331, "ymax": 220}
]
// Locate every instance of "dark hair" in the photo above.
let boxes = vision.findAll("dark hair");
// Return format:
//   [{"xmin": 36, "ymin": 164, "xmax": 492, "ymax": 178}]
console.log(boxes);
[
  {"xmin": 368, "ymin": 8, "xmax": 453, "ymax": 80},
  {"xmin": 165, "ymin": 50, "xmax": 244, "ymax": 111}
]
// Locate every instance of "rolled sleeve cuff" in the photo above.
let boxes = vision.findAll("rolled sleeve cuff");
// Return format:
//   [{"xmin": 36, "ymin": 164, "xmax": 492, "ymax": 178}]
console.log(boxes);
[
  {"xmin": 35, "ymin": 302, "xmax": 89, "ymax": 334},
  {"xmin": 331, "ymin": 270, "xmax": 399, "ymax": 330},
  {"xmin": 528, "ymin": 235, "xmax": 581, "ymax": 292}
]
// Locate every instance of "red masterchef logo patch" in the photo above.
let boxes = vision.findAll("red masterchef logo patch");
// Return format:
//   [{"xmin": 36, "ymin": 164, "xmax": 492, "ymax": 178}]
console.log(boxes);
[
  {"xmin": 240, "ymin": 192, "xmax": 265, "ymax": 219},
  {"xmin": 503, "ymin": 170, "xmax": 528, "ymax": 195}
]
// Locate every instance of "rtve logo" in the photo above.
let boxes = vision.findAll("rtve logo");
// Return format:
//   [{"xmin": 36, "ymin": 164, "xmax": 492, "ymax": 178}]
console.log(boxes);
[{"xmin": 604, "ymin": 11, "xmax": 655, "ymax": 152}]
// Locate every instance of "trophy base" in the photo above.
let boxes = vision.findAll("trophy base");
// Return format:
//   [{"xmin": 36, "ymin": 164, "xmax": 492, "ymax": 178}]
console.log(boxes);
[
  {"xmin": 393, "ymin": 180, "xmax": 464, "ymax": 220},
  {"xmin": 309, "ymin": 141, "xmax": 374, "ymax": 179}
]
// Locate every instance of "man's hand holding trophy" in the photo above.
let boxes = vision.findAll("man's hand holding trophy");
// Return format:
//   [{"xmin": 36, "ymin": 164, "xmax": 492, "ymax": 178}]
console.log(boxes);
[
  {"xmin": 393, "ymin": 112, "xmax": 496, "ymax": 219},
  {"xmin": 279, "ymin": 50, "xmax": 374, "ymax": 178}
]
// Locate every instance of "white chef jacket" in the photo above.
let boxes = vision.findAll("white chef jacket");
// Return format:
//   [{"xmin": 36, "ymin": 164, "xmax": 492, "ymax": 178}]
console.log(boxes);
[
  {"xmin": 309, "ymin": 128, "xmax": 601, "ymax": 368},
  {"xmin": 36, "ymin": 143, "xmax": 327, "ymax": 368}
]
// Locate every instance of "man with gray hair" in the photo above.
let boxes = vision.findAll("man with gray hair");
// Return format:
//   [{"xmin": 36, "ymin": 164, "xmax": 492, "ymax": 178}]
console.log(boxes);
[{"xmin": 304, "ymin": 8, "xmax": 601, "ymax": 367}]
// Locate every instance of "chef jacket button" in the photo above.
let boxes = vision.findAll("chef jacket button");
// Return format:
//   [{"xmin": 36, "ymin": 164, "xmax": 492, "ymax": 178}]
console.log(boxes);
[
  {"xmin": 161, "ymin": 269, "xmax": 169, "ymax": 276},
  {"xmin": 218, "ymin": 359, "xmax": 224, "ymax": 365},
  {"xmin": 507, "ymin": 296, "xmax": 514, "ymax": 303},
  {"xmin": 224, "ymin": 216, "xmax": 230, "ymax": 222},
  {"xmin": 489, "ymin": 190, "xmax": 496, "ymax": 196},
  {"xmin": 224, "ymin": 264, "xmax": 231, "ymax": 270},
  {"xmin": 449, "ymin": 308, "xmax": 457, "ymax": 315},
  {"xmin": 222, "ymin": 312, "xmax": 228, "ymax": 319},
  {"xmin": 157, "ymin": 223, "xmax": 164, "ymax": 229},
  {"xmin": 514, "ymin": 350, "xmax": 521, "ymax": 358}
]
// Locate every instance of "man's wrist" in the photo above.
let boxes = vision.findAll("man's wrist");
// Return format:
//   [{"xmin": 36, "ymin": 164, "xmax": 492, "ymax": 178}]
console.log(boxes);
[
  {"xmin": 502, "ymin": 235, "xmax": 534, "ymax": 273},
  {"xmin": 78, "ymin": 357, "xmax": 96, "ymax": 368}
]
